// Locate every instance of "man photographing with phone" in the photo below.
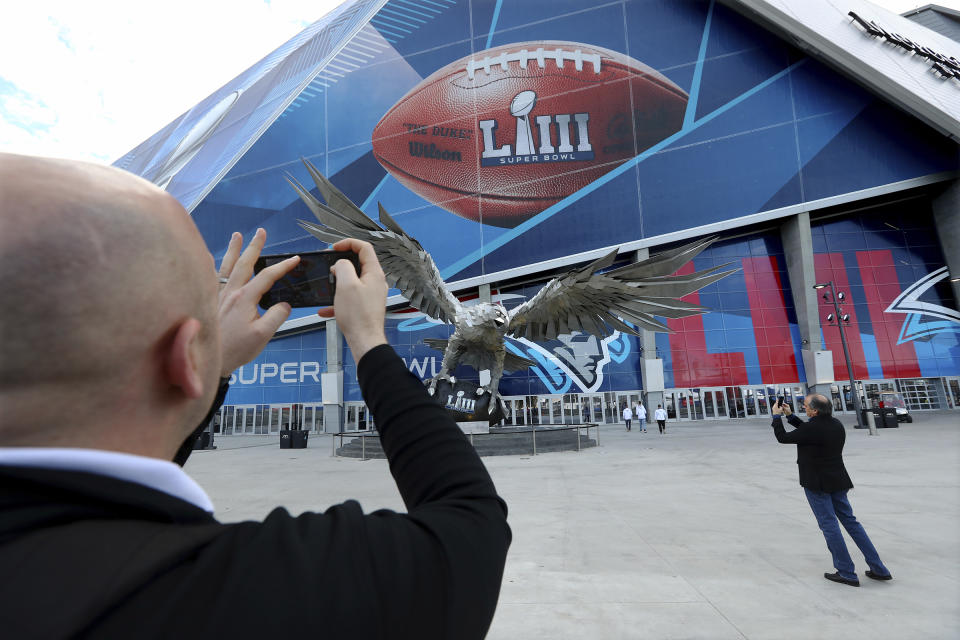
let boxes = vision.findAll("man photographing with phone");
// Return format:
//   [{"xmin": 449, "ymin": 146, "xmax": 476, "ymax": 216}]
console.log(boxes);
[
  {"xmin": 771, "ymin": 394, "xmax": 892, "ymax": 587},
  {"xmin": 0, "ymin": 153, "xmax": 510, "ymax": 638}
]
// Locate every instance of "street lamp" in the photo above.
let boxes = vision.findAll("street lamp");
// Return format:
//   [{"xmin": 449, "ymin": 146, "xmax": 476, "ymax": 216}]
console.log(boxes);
[{"xmin": 813, "ymin": 281, "xmax": 871, "ymax": 434}]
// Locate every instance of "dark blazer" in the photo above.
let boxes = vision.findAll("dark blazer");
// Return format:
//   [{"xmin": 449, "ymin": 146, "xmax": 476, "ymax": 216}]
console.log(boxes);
[
  {"xmin": 772, "ymin": 412, "xmax": 854, "ymax": 492},
  {"xmin": 0, "ymin": 345, "xmax": 511, "ymax": 639}
]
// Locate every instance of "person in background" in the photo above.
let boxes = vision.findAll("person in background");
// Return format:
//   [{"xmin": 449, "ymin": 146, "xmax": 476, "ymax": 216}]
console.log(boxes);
[
  {"xmin": 622, "ymin": 404, "xmax": 633, "ymax": 431},
  {"xmin": 0, "ymin": 153, "xmax": 511, "ymax": 639},
  {"xmin": 635, "ymin": 402, "xmax": 647, "ymax": 433},
  {"xmin": 771, "ymin": 394, "xmax": 892, "ymax": 587},
  {"xmin": 655, "ymin": 404, "xmax": 667, "ymax": 433}
]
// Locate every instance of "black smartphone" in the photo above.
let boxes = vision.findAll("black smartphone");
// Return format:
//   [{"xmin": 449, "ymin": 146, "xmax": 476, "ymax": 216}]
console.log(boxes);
[
  {"xmin": 776, "ymin": 395, "xmax": 784, "ymax": 408},
  {"xmin": 254, "ymin": 250, "xmax": 360, "ymax": 308}
]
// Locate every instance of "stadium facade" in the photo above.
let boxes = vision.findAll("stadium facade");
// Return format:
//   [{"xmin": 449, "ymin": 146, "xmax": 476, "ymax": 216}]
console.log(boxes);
[{"xmin": 116, "ymin": 0, "xmax": 960, "ymax": 435}]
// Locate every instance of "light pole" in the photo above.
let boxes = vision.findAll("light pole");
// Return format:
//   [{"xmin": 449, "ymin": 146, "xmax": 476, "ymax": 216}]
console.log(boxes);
[{"xmin": 813, "ymin": 281, "xmax": 872, "ymax": 434}]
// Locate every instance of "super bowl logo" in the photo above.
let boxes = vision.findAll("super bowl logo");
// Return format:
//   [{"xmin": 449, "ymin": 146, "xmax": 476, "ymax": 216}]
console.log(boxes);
[
  {"xmin": 372, "ymin": 41, "xmax": 687, "ymax": 227},
  {"xmin": 478, "ymin": 90, "xmax": 593, "ymax": 166}
]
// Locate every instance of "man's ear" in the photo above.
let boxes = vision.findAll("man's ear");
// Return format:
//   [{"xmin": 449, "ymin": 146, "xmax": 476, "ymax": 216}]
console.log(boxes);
[{"xmin": 165, "ymin": 317, "xmax": 206, "ymax": 399}]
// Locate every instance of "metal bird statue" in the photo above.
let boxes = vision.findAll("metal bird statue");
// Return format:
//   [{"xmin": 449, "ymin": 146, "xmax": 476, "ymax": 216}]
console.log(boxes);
[{"xmin": 287, "ymin": 159, "xmax": 738, "ymax": 418}]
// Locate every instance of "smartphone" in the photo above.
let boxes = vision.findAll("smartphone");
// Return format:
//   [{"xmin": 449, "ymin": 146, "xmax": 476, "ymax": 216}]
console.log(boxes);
[
  {"xmin": 254, "ymin": 250, "xmax": 360, "ymax": 308},
  {"xmin": 776, "ymin": 395, "xmax": 784, "ymax": 408}
]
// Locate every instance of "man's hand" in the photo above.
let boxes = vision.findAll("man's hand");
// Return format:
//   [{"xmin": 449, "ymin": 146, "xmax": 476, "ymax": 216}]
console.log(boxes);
[
  {"xmin": 317, "ymin": 238, "xmax": 388, "ymax": 362},
  {"xmin": 782, "ymin": 402, "xmax": 793, "ymax": 417},
  {"xmin": 771, "ymin": 401, "xmax": 783, "ymax": 416},
  {"xmin": 217, "ymin": 228, "xmax": 300, "ymax": 377}
]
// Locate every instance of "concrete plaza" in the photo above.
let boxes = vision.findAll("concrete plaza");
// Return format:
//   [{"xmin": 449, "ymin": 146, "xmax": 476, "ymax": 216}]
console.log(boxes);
[{"xmin": 187, "ymin": 412, "xmax": 960, "ymax": 639}]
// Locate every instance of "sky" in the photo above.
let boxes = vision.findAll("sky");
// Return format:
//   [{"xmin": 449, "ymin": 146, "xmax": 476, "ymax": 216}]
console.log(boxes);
[{"xmin": 1, "ymin": 0, "xmax": 957, "ymax": 165}]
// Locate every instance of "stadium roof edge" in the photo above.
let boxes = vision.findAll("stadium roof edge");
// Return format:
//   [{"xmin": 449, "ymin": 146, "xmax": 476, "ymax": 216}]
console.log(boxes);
[
  {"xmin": 902, "ymin": 4, "xmax": 960, "ymax": 21},
  {"xmin": 721, "ymin": 0, "xmax": 960, "ymax": 141},
  {"xmin": 112, "ymin": 0, "xmax": 390, "ymax": 211}
]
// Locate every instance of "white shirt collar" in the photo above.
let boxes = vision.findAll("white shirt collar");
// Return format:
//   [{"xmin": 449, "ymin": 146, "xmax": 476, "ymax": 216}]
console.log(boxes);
[{"xmin": 0, "ymin": 447, "xmax": 214, "ymax": 513}]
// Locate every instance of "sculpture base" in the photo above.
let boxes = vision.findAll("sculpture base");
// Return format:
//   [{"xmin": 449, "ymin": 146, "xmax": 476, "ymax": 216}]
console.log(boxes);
[
  {"xmin": 426, "ymin": 377, "xmax": 505, "ymax": 425},
  {"xmin": 457, "ymin": 421, "xmax": 490, "ymax": 434}
]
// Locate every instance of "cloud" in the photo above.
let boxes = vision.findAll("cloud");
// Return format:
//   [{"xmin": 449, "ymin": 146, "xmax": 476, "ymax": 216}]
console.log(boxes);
[{"xmin": 0, "ymin": 0, "xmax": 342, "ymax": 164}]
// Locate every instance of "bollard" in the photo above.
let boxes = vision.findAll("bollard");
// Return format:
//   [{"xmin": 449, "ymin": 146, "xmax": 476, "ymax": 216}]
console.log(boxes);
[{"xmin": 865, "ymin": 410, "xmax": 878, "ymax": 436}]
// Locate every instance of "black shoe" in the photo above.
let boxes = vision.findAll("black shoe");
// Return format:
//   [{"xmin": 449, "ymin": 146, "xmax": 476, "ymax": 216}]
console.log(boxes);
[
  {"xmin": 824, "ymin": 572, "xmax": 860, "ymax": 587},
  {"xmin": 865, "ymin": 570, "xmax": 892, "ymax": 581}
]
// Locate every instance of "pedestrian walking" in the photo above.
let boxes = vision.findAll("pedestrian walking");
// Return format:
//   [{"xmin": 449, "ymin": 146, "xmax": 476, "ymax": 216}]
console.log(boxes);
[
  {"xmin": 655, "ymin": 405, "xmax": 667, "ymax": 433},
  {"xmin": 635, "ymin": 402, "xmax": 647, "ymax": 432},
  {"xmin": 622, "ymin": 405, "xmax": 633, "ymax": 431}
]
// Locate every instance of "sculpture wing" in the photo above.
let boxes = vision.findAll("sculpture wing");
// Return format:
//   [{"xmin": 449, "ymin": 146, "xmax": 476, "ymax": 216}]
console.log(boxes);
[
  {"xmin": 289, "ymin": 159, "xmax": 461, "ymax": 323},
  {"xmin": 506, "ymin": 237, "xmax": 738, "ymax": 341}
]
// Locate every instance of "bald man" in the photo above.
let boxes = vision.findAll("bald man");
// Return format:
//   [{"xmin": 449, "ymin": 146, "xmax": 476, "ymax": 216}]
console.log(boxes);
[
  {"xmin": 772, "ymin": 394, "xmax": 892, "ymax": 587},
  {"xmin": 0, "ymin": 154, "xmax": 510, "ymax": 639}
]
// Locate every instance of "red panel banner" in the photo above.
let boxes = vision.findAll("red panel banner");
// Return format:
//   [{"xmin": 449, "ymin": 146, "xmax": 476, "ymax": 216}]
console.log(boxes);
[
  {"xmin": 856, "ymin": 250, "xmax": 921, "ymax": 378},
  {"xmin": 743, "ymin": 256, "xmax": 798, "ymax": 383}
]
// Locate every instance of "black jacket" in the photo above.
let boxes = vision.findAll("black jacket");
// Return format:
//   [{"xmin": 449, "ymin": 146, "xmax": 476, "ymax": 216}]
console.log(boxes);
[
  {"xmin": 0, "ymin": 345, "xmax": 511, "ymax": 639},
  {"xmin": 772, "ymin": 413, "xmax": 854, "ymax": 492}
]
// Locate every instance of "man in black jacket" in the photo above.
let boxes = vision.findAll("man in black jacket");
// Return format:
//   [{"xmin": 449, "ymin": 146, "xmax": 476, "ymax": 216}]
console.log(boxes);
[
  {"xmin": 772, "ymin": 394, "xmax": 891, "ymax": 587},
  {"xmin": 0, "ymin": 153, "xmax": 511, "ymax": 638}
]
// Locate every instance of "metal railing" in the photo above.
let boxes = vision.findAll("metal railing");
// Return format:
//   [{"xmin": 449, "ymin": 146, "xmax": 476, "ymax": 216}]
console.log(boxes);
[{"xmin": 331, "ymin": 423, "xmax": 600, "ymax": 460}]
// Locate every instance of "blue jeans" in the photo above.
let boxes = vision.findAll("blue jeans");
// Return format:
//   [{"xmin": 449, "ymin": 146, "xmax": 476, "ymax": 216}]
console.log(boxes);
[
  {"xmin": 804, "ymin": 488, "xmax": 890, "ymax": 581},
  {"xmin": 639, "ymin": 418, "xmax": 646, "ymax": 430}
]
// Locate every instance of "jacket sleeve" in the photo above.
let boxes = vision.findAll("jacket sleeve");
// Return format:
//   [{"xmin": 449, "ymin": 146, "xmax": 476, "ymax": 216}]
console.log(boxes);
[
  {"xmin": 772, "ymin": 413, "xmax": 823, "ymax": 444},
  {"xmin": 348, "ymin": 344, "xmax": 512, "ymax": 638},
  {"xmin": 196, "ymin": 345, "xmax": 510, "ymax": 639}
]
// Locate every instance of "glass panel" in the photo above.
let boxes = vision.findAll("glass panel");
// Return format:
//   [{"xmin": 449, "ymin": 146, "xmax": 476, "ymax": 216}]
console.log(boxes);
[
  {"xmin": 268, "ymin": 408, "xmax": 279, "ymax": 433},
  {"xmin": 794, "ymin": 388, "xmax": 805, "ymax": 409},
  {"xmin": 551, "ymin": 397, "xmax": 562, "ymax": 424},
  {"xmin": 677, "ymin": 392, "xmax": 689, "ymax": 420},
  {"xmin": 691, "ymin": 390, "xmax": 703, "ymax": 420},
  {"xmin": 726, "ymin": 387, "xmax": 744, "ymax": 418},
  {"xmin": 539, "ymin": 396, "xmax": 551, "ymax": 425},
  {"xmin": 864, "ymin": 382, "xmax": 880, "ymax": 408},
  {"xmin": 756, "ymin": 389, "xmax": 768, "ymax": 415},
  {"xmin": 255, "ymin": 406, "xmax": 267, "ymax": 434},
  {"xmin": 604, "ymin": 392, "xmax": 617, "ymax": 423},
  {"xmin": 949, "ymin": 379, "xmax": 960, "ymax": 409},
  {"xmin": 665, "ymin": 393, "xmax": 677, "ymax": 420},
  {"xmin": 303, "ymin": 407, "xmax": 313, "ymax": 431},
  {"xmin": 703, "ymin": 391, "xmax": 715, "ymax": 418},
  {"xmin": 527, "ymin": 396, "xmax": 540, "ymax": 425},
  {"xmin": 897, "ymin": 378, "xmax": 943, "ymax": 410},
  {"xmin": 281, "ymin": 407, "xmax": 291, "ymax": 431},
  {"xmin": 841, "ymin": 384, "xmax": 854, "ymax": 411},
  {"xmin": 563, "ymin": 394, "xmax": 575, "ymax": 424},
  {"xmin": 346, "ymin": 406, "xmax": 356, "ymax": 432},
  {"xmin": 223, "ymin": 407, "xmax": 234, "ymax": 435},
  {"xmin": 591, "ymin": 396, "xmax": 603, "ymax": 423},
  {"xmin": 314, "ymin": 406, "xmax": 324, "ymax": 432},
  {"xmin": 358, "ymin": 406, "xmax": 368, "ymax": 431},
  {"xmin": 715, "ymin": 391, "xmax": 726, "ymax": 418},
  {"xmin": 743, "ymin": 389, "xmax": 755, "ymax": 416},
  {"xmin": 245, "ymin": 408, "xmax": 257, "ymax": 434},
  {"xmin": 579, "ymin": 396, "xmax": 591, "ymax": 423}
]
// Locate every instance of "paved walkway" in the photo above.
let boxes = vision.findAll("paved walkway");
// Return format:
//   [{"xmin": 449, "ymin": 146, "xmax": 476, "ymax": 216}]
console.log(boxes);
[{"xmin": 187, "ymin": 411, "xmax": 960, "ymax": 639}]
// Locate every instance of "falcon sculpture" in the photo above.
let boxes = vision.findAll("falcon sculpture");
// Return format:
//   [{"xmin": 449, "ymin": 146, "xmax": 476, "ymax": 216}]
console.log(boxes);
[{"xmin": 287, "ymin": 159, "xmax": 737, "ymax": 405}]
